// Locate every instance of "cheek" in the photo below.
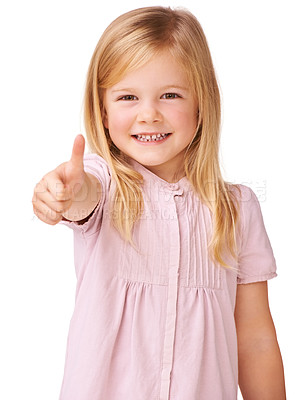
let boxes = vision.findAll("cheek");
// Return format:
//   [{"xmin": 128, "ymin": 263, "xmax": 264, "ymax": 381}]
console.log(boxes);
[
  {"xmin": 107, "ymin": 108, "xmax": 134, "ymax": 132},
  {"xmin": 172, "ymin": 107, "xmax": 197, "ymax": 128},
  {"xmin": 106, "ymin": 110, "xmax": 134, "ymax": 146}
]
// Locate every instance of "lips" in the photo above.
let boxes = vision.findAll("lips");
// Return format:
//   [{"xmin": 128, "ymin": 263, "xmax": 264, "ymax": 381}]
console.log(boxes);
[{"xmin": 132, "ymin": 133, "xmax": 172, "ymax": 142}]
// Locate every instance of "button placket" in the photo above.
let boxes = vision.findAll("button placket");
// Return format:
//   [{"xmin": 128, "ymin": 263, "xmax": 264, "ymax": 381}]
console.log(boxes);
[{"xmin": 159, "ymin": 194, "xmax": 181, "ymax": 400}]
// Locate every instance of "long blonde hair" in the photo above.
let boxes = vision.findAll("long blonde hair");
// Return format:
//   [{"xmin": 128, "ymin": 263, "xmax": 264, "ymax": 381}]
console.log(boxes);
[{"xmin": 84, "ymin": 6, "xmax": 241, "ymax": 268}]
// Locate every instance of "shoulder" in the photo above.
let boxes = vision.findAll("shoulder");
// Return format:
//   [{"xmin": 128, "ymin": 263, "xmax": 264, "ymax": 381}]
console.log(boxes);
[
  {"xmin": 83, "ymin": 153, "xmax": 111, "ymax": 172},
  {"xmin": 226, "ymin": 183, "xmax": 257, "ymax": 202},
  {"xmin": 226, "ymin": 183, "xmax": 261, "ymax": 223},
  {"xmin": 226, "ymin": 183, "xmax": 268, "ymax": 248},
  {"xmin": 235, "ymin": 184, "xmax": 263, "ymax": 223},
  {"xmin": 83, "ymin": 153, "xmax": 112, "ymax": 190}
]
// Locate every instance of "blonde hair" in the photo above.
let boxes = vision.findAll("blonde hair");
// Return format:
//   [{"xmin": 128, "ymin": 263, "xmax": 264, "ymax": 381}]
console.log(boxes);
[{"xmin": 84, "ymin": 6, "xmax": 241, "ymax": 268}]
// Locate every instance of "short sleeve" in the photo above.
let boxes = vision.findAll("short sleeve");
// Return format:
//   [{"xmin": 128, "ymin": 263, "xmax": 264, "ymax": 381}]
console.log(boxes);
[
  {"xmin": 237, "ymin": 185, "xmax": 277, "ymax": 284},
  {"xmin": 60, "ymin": 153, "xmax": 111, "ymax": 237}
]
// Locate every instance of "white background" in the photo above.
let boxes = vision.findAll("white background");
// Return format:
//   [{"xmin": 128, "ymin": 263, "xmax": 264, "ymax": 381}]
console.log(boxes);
[{"xmin": 1, "ymin": 0, "xmax": 297, "ymax": 398}]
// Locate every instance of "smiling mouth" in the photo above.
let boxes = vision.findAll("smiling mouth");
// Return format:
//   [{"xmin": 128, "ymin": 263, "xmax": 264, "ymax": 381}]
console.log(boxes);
[{"xmin": 133, "ymin": 133, "xmax": 171, "ymax": 142}]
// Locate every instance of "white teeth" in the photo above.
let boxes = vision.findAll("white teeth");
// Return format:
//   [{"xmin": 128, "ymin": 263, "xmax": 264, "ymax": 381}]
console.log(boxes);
[{"xmin": 135, "ymin": 133, "xmax": 170, "ymax": 142}]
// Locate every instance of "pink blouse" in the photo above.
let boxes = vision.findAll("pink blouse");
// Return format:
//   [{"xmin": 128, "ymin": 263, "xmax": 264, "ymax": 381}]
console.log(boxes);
[{"xmin": 59, "ymin": 154, "xmax": 277, "ymax": 400}]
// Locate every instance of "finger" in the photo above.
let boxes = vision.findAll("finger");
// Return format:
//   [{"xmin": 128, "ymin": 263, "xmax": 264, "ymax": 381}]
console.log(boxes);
[
  {"xmin": 33, "ymin": 200, "xmax": 63, "ymax": 225},
  {"xmin": 41, "ymin": 173, "xmax": 72, "ymax": 202},
  {"xmin": 35, "ymin": 188, "xmax": 73, "ymax": 214},
  {"xmin": 32, "ymin": 180, "xmax": 48, "ymax": 203},
  {"xmin": 70, "ymin": 134, "xmax": 85, "ymax": 169}
]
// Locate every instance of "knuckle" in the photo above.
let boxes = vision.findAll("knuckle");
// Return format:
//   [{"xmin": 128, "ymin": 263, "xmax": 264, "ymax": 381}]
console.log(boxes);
[
  {"xmin": 40, "ymin": 177, "xmax": 48, "ymax": 188},
  {"xmin": 48, "ymin": 209, "xmax": 58, "ymax": 220},
  {"xmin": 45, "ymin": 211, "xmax": 59, "ymax": 225},
  {"xmin": 34, "ymin": 180, "xmax": 46, "ymax": 196},
  {"xmin": 53, "ymin": 200, "xmax": 66, "ymax": 214}
]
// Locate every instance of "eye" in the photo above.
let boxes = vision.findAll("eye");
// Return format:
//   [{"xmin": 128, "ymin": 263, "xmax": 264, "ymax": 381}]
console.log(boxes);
[
  {"xmin": 118, "ymin": 95, "xmax": 138, "ymax": 101},
  {"xmin": 161, "ymin": 93, "xmax": 181, "ymax": 99}
]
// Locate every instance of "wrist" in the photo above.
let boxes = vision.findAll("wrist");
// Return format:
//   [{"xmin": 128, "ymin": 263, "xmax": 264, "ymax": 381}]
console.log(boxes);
[{"xmin": 62, "ymin": 172, "xmax": 101, "ymax": 222}]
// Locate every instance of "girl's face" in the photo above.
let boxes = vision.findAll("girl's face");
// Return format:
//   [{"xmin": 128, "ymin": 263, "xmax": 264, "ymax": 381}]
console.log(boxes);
[{"xmin": 103, "ymin": 50, "xmax": 198, "ymax": 182}]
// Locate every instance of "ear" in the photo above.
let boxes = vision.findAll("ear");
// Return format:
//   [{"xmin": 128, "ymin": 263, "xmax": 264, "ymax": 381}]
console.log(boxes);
[{"xmin": 102, "ymin": 109, "xmax": 109, "ymax": 129}]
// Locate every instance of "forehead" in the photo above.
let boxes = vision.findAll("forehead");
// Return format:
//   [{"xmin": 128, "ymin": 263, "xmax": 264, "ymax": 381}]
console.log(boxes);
[{"xmin": 110, "ymin": 50, "xmax": 190, "ymax": 89}]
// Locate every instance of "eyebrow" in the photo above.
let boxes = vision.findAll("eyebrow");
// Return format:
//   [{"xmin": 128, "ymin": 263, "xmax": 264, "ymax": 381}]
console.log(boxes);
[
  {"xmin": 111, "ymin": 88, "xmax": 136, "ymax": 93},
  {"xmin": 111, "ymin": 85, "xmax": 189, "ymax": 93},
  {"xmin": 161, "ymin": 85, "xmax": 189, "ymax": 91}
]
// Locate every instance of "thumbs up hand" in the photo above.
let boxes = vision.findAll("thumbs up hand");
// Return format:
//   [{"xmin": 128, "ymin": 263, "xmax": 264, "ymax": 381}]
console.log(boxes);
[{"xmin": 32, "ymin": 135, "xmax": 99, "ymax": 225}]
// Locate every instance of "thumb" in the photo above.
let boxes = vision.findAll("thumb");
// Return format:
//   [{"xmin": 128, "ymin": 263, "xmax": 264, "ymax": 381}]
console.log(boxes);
[
  {"xmin": 70, "ymin": 134, "xmax": 85, "ymax": 169},
  {"xmin": 63, "ymin": 134, "xmax": 85, "ymax": 192}
]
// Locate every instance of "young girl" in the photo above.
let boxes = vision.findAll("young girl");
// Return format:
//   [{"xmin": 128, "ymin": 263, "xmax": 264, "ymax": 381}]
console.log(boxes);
[{"xmin": 32, "ymin": 6, "xmax": 286, "ymax": 400}]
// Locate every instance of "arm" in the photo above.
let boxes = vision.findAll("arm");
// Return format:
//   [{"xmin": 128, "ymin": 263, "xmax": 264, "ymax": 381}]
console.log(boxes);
[{"xmin": 234, "ymin": 281, "xmax": 286, "ymax": 400}]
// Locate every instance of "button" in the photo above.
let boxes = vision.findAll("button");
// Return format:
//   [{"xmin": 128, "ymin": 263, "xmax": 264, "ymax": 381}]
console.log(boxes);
[
  {"xmin": 174, "ymin": 188, "xmax": 184, "ymax": 196},
  {"xmin": 158, "ymin": 184, "xmax": 183, "ymax": 196},
  {"xmin": 160, "ymin": 183, "xmax": 179, "ymax": 191},
  {"xmin": 169, "ymin": 183, "xmax": 179, "ymax": 190}
]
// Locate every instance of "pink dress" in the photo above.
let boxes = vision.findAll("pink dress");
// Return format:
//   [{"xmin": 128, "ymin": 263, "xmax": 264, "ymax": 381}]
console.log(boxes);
[{"xmin": 59, "ymin": 154, "xmax": 277, "ymax": 400}]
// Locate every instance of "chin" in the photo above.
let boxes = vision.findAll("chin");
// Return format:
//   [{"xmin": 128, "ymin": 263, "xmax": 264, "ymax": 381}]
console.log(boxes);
[{"xmin": 136, "ymin": 158, "xmax": 167, "ymax": 167}]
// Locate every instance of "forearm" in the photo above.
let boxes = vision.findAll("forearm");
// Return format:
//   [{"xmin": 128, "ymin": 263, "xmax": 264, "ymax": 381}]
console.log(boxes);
[
  {"xmin": 62, "ymin": 172, "xmax": 101, "ymax": 222},
  {"xmin": 238, "ymin": 335, "xmax": 286, "ymax": 399}
]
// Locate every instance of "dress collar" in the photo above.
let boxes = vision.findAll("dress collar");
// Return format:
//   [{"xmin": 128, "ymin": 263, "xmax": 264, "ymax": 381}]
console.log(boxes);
[{"xmin": 129, "ymin": 159, "xmax": 192, "ymax": 193}]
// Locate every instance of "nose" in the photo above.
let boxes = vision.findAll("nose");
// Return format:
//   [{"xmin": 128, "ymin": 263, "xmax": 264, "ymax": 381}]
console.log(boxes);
[{"xmin": 136, "ymin": 101, "xmax": 162, "ymax": 123}]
